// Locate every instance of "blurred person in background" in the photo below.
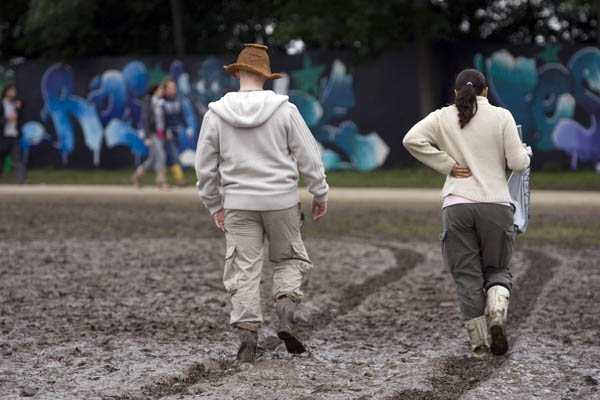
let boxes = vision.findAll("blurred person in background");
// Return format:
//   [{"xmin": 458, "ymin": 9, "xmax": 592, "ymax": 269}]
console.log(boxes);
[
  {"xmin": 195, "ymin": 44, "xmax": 329, "ymax": 362},
  {"xmin": 131, "ymin": 84, "xmax": 168, "ymax": 189},
  {"xmin": 0, "ymin": 83, "xmax": 26, "ymax": 184},
  {"xmin": 403, "ymin": 69, "xmax": 530, "ymax": 360},
  {"xmin": 161, "ymin": 77, "xmax": 194, "ymax": 186}
]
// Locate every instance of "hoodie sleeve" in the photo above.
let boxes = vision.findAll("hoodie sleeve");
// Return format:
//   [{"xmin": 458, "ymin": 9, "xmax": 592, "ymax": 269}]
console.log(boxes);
[
  {"xmin": 287, "ymin": 104, "xmax": 329, "ymax": 202},
  {"xmin": 402, "ymin": 110, "xmax": 457, "ymax": 176},
  {"xmin": 503, "ymin": 110, "xmax": 530, "ymax": 174},
  {"xmin": 195, "ymin": 111, "xmax": 223, "ymax": 214}
]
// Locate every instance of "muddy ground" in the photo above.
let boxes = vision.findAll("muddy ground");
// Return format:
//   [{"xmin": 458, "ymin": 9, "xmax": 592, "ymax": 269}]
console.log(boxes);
[{"xmin": 0, "ymin": 194, "xmax": 599, "ymax": 399}]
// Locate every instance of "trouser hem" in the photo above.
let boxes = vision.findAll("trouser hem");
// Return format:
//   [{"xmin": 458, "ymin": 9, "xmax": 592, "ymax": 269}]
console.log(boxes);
[
  {"xmin": 232, "ymin": 322, "xmax": 260, "ymax": 332},
  {"xmin": 485, "ymin": 282, "xmax": 511, "ymax": 292},
  {"xmin": 274, "ymin": 292, "xmax": 301, "ymax": 303}
]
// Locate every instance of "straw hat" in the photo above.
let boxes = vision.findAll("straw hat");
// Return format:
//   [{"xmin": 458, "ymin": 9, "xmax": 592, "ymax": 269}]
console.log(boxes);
[{"xmin": 223, "ymin": 44, "xmax": 283, "ymax": 80}]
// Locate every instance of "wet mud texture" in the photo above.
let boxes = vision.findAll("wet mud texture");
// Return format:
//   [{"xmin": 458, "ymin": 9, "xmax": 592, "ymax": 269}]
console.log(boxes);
[{"xmin": 1, "ymin": 201, "xmax": 599, "ymax": 399}]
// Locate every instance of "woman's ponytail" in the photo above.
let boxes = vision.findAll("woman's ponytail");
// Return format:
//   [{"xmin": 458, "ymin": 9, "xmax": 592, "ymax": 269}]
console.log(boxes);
[{"xmin": 454, "ymin": 69, "xmax": 487, "ymax": 129}]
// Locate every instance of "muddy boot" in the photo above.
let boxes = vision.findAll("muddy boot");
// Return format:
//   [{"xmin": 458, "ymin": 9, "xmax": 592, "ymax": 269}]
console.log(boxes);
[
  {"xmin": 155, "ymin": 169, "xmax": 169, "ymax": 189},
  {"xmin": 276, "ymin": 296, "xmax": 306, "ymax": 354},
  {"xmin": 131, "ymin": 166, "xmax": 145, "ymax": 188},
  {"xmin": 236, "ymin": 327, "xmax": 258, "ymax": 362},
  {"xmin": 487, "ymin": 285, "xmax": 510, "ymax": 355},
  {"xmin": 464, "ymin": 315, "xmax": 490, "ymax": 360}
]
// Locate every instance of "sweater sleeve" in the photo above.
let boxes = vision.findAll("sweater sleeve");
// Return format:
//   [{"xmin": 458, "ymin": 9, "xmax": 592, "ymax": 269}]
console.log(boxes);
[
  {"xmin": 195, "ymin": 111, "xmax": 223, "ymax": 214},
  {"xmin": 287, "ymin": 104, "xmax": 329, "ymax": 202},
  {"xmin": 503, "ymin": 111, "xmax": 530, "ymax": 174},
  {"xmin": 402, "ymin": 110, "xmax": 457, "ymax": 176}
]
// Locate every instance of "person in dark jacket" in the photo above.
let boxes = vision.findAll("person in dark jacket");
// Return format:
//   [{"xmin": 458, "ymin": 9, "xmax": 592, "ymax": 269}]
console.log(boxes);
[
  {"xmin": 131, "ymin": 84, "xmax": 168, "ymax": 188},
  {"xmin": 0, "ymin": 83, "xmax": 26, "ymax": 183},
  {"xmin": 161, "ymin": 77, "xmax": 193, "ymax": 186}
]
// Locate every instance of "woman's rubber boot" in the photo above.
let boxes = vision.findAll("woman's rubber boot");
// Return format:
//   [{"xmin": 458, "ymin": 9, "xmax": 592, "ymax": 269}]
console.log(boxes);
[
  {"xmin": 155, "ymin": 169, "xmax": 169, "ymax": 189},
  {"xmin": 131, "ymin": 166, "xmax": 145, "ymax": 188},
  {"xmin": 276, "ymin": 296, "xmax": 306, "ymax": 354},
  {"xmin": 236, "ymin": 327, "xmax": 258, "ymax": 362},
  {"xmin": 464, "ymin": 315, "xmax": 490, "ymax": 360},
  {"xmin": 487, "ymin": 285, "xmax": 510, "ymax": 355}
]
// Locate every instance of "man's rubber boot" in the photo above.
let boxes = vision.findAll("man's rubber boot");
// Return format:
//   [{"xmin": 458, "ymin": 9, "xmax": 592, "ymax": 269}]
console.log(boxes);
[
  {"xmin": 131, "ymin": 166, "xmax": 145, "ymax": 188},
  {"xmin": 487, "ymin": 285, "xmax": 510, "ymax": 355},
  {"xmin": 464, "ymin": 315, "xmax": 490, "ymax": 360},
  {"xmin": 236, "ymin": 327, "xmax": 258, "ymax": 362},
  {"xmin": 276, "ymin": 296, "xmax": 306, "ymax": 354}
]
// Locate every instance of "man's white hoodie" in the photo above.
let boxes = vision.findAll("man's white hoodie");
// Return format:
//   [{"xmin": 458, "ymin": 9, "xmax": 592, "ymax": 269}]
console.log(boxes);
[{"xmin": 195, "ymin": 90, "xmax": 329, "ymax": 214}]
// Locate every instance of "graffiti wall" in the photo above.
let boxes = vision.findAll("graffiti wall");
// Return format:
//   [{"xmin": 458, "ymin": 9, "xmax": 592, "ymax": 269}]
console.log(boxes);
[
  {"xmin": 474, "ymin": 44, "xmax": 600, "ymax": 170},
  {"xmin": 2, "ymin": 44, "xmax": 599, "ymax": 171},
  {"xmin": 4, "ymin": 51, "xmax": 408, "ymax": 171}
]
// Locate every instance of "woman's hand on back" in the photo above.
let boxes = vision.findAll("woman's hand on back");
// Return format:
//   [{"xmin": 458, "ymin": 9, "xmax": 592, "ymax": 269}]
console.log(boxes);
[{"xmin": 451, "ymin": 163, "xmax": 472, "ymax": 179}]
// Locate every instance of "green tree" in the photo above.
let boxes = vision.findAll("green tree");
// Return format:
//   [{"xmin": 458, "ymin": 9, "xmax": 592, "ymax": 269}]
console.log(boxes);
[{"xmin": 1, "ymin": 0, "xmax": 598, "ymax": 60}]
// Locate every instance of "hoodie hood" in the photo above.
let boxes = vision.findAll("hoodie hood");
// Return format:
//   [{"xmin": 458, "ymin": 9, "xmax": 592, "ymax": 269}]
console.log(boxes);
[{"xmin": 209, "ymin": 90, "xmax": 289, "ymax": 128}]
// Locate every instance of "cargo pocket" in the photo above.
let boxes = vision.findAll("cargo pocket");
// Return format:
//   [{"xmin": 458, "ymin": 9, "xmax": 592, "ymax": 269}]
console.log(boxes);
[
  {"xmin": 297, "ymin": 202, "xmax": 305, "ymax": 228},
  {"xmin": 291, "ymin": 240, "xmax": 313, "ymax": 274},
  {"xmin": 500, "ymin": 228, "xmax": 516, "ymax": 268},
  {"xmin": 440, "ymin": 230, "xmax": 459, "ymax": 272},
  {"xmin": 439, "ymin": 231, "xmax": 449, "ymax": 270},
  {"xmin": 222, "ymin": 246, "xmax": 239, "ymax": 293}
]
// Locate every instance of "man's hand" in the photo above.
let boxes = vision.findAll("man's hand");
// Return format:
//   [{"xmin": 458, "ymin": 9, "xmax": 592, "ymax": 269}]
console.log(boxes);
[
  {"xmin": 213, "ymin": 208, "xmax": 226, "ymax": 232},
  {"xmin": 144, "ymin": 139, "xmax": 153, "ymax": 146},
  {"xmin": 451, "ymin": 163, "xmax": 472, "ymax": 179},
  {"xmin": 311, "ymin": 201, "xmax": 327, "ymax": 222},
  {"xmin": 186, "ymin": 127, "xmax": 194, "ymax": 139}
]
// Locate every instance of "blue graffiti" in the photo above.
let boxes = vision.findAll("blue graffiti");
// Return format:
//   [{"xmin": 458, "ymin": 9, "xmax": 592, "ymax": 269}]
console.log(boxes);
[
  {"xmin": 40, "ymin": 64, "xmax": 104, "ymax": 165},
  {"xmin": 27, "ymin": 61, "xmax": 194, "ymax": 166},
  {"xmin": 531, "ymin": 63, "xmax": 574, "ymax": 151},
  {"xmin": 20, "ymin": 121, "xmax": 53, "ymax": 165},
  {"xmin": 190, "ymin": 56, "xmax": 237, "ymax": 115},
  {"xmin": 22, "ymin": 55, "xmax": 388, "ymax": 171},
  {"xmin": 553, "ymin": 47, "xmax": 600, "ymax": 167},
  {"xmin": 87, "ymin": 61, "xmax": 148, "ymax": 158},
  {"xmin": 88, "ymin": 70, "xmax": 128, "ymax": 126},
  {"xmin": 285, "ymin": 58, "xmax": 389, "ymax": 171},
  {"xmin": 104, "ymin": 119, "xmax": 148, "ymax": 156},
  {"xmin": 478, "ymin": 46, "xmax": 600, "ymax": 169}
]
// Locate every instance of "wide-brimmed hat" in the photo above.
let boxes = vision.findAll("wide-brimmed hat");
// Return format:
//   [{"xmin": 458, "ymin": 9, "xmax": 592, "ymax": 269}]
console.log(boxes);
[{"xmin": 223, "ymin": 44, "xmax": 283, "ymax": 80}]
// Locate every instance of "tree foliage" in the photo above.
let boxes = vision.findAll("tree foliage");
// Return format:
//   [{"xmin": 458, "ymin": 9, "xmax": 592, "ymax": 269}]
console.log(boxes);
[{"xmin": 0, "ymin": 0, "xmax": 598, "ymax": 60}]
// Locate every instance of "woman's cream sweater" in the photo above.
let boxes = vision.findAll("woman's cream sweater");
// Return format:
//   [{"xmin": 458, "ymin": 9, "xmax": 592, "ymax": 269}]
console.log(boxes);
[{"xmin": 403, "ymin": 96, "xmax": 530, "ymax": 203}]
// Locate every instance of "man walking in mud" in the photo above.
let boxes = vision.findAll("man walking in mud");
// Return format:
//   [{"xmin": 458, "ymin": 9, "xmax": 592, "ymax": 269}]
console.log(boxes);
[{"xmin": 195, "ymin": 44, "xmax": 329, "ymax": 362}]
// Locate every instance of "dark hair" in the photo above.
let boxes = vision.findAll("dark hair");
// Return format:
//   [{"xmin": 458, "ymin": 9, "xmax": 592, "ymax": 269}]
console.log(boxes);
[
  {"xmin": 1, "ymin": 82, "xmax": 16, "ymax": 99},
  {"xmin": 147, "ymin": 84, "xmax": 159, "ymax": 96},
  {"xmin": 454, "ymin": 69, "xmax": 487, "ymax": 128}
]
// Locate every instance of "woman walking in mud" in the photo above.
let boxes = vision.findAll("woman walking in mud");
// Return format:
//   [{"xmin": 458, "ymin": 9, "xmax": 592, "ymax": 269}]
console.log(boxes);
[{"xmin": 403, "ymin": 69, "xmax": 530, "ymax": 359}]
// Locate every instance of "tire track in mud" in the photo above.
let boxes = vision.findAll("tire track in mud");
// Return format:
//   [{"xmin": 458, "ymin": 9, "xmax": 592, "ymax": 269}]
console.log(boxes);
[
  {"xmin": 296, "ymin": 246, "xmax": 423, "ymax": 339},
  {"xmin": 116, "ymin": 246, "xmax": 423, "ymax": 400},
  {"xmin": 107, "ymin": 359, "xmax": 238, "ymax": 400},
  {"xmin": 389, "ymin": 248, "xmax": 561, "ymax": 400}
]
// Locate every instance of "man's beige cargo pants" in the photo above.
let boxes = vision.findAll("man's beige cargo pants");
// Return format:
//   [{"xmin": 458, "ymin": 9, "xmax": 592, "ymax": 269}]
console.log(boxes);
[{"xmin": 223, "ymin": 205, "xmax": 312, "ymax": 332}]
